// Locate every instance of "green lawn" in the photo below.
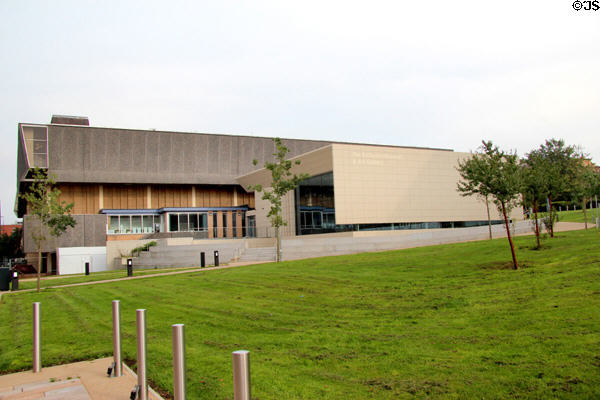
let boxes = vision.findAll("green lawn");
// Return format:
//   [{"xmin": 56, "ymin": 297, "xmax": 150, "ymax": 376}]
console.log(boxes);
[
  {"xmin": 1, "ymin": 229, "xmax": 599, "ymax": 399},
  {"xmin": 17, "ymin": 267, "xmax": 200, "ymax": 291},
  {"xmin": 556, "ymin": 208, "xmax": 600, "ymax": 224}
]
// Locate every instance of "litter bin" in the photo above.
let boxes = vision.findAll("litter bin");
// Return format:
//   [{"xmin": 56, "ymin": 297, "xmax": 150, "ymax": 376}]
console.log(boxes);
[{"xmin": 0, "ymin": 268, "xmax": 10, "ymax": 291}]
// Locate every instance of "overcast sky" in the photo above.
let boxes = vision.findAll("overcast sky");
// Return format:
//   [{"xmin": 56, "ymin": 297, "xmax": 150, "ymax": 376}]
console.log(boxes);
[{"xmin": 1, "ymin": 1, "xmax": 599, "ymax": 224}]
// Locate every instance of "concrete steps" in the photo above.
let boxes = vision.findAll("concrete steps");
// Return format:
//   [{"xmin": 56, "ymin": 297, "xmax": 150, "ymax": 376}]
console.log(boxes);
[
  {"xmin": 238, "ymin": 247, "xmax": 277, "ymax": 262},
  {"xmin": 133, "ymin": 242, "xmax": 245, "ymax": 268}
]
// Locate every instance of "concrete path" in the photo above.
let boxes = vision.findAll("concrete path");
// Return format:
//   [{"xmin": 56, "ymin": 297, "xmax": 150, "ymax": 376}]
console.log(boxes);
[{"xmin": 0, "ymin": 358, "xmax": 163, "ymax": 400}]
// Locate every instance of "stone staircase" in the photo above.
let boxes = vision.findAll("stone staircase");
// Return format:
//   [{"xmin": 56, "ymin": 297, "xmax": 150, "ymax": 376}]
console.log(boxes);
[
  {"xmin": 237, "ymin": 247, "xmax": 277, "ymax": 263},
  {"xmin": 133, "ymin": 240, "xmax": 245, "ymax": 268}
]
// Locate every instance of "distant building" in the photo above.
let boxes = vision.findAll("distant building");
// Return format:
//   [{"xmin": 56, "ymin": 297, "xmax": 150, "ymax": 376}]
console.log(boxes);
[
  {"xmin": 0, "ymin": 224, "xmax": 21, "ymax": 236},
  {"xmin": 15, "ymin": 115, "xmax": 515, "ymax": 272}
]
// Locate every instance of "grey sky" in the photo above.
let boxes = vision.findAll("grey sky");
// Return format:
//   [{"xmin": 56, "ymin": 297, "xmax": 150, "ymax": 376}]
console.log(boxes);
[{"xmin": 1, "ymin": 1, "xmax": 599, "ymax": 224}]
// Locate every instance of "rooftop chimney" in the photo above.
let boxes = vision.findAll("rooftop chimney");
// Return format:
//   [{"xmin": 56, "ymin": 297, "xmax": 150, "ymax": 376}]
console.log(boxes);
[{"xmin": 50, "ymin": 115, "xmax": 90, "ymax": 126}]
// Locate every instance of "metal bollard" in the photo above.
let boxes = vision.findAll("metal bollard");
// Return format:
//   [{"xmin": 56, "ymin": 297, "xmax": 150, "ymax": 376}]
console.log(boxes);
[
  {"xmin": 200, "ymin": 252, "xmax": 205, "ymax": 268},
  {"xmin": 112, "ymin": 300, "xmax": 123, "ymax": 377},
  {"xmin": 172, "ymin": 324, "xmax": 186, "ymax": 400},
  {"xmin": 232, "ymin": 350, "xmax": 251, "ymax": 400},
  {"xmin": 85, "ymin": 262, "xmax": 90, "ymax": 276},
  {"xmin": 136, "ymin": 309, "xmax": 148, "ymax": 400},
  {"xmin": 214, "ymin": 251, "xmax": 219, "ymax": 267},
  {"xmin": 33, "ymin": 302, "xmax": 41, "ymax": 372},
  {"xmin": 127, "ymin": 259, "xmax": 133, "ymax": 277},
  {"xmin": 11, "ymin": 271, "xmax": 19, "ymax": 291}
]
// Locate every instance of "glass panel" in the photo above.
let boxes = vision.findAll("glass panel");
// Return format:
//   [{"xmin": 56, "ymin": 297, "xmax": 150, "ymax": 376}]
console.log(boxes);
[
  {"xmin": 199, "ymin": 214, "xmax": 207, "ymax": 231},
  {"xmin": 223, "ymin": 213, "xmax": 228, "ymax": 238},
  {"xmin": 109, "ymin": 216, "xmax": 119, "ymax": 233},
  {"xmin": 233, "ymin": 213, "xmax": 237, "ymax": 238},
  {"xmin": 313, "ymin": 212, "xmax": 322, "ymax": 228},
  {"xmin": 213, "ymin": 213, "xmax": 218, "ymax": 237},
  {"xmin": 179, "ymin": 214, "xmax": 189, "ymax": 232},
  {"xmin": 304, "ymin": 212, "xmax": 312, "ymax": 228},
  {"xmin": 131, "ymin": 216, "xmax": 142, "ymax": 233},
  {"xmin": 119, "ymin": 216, "xmax": 131, "ymax": 233},
  {"xmin": 169, "ymin": 214, "xmax": 179, "ymax": 232},
  {"xmin": 143, "ymin": 216, "xmax": 153, "ymax": 233},
  {"xmin": 190, "ymin": 214, "xmax": 199, "ymax": 231}
]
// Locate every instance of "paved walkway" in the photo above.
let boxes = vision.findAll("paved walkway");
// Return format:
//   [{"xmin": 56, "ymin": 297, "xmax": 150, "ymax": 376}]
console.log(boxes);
[{"xmin": 0, "ymin": 358, "xmax": 163, "ymax": 400}]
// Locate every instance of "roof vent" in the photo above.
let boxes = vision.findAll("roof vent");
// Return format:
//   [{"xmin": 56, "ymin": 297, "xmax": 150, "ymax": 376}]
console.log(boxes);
[{"xmin": 50, "ymin": 115, "xmax": 90, "ymax": 126}]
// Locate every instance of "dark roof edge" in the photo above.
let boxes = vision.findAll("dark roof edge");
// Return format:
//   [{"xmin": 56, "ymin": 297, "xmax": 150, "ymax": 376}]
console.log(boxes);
[{"xmin": 22, "ymin": 121, "xmax": 454, "ymax": 153}]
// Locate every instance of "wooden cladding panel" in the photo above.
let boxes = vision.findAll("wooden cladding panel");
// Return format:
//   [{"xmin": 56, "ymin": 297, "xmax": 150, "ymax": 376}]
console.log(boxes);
[
  {"xmin": 58, "ymin": 184, "xmax": 100, "ymax": 214},
  {"xmin": 151, "ymin": 185, "xmax": 194, "ymax": 208},
  {"xmin": 103, "ymin": 185, "xmax": 146, "ymax": 209},
  {"xmin": 56, "ymin": 184, "xmax": 255, "ymax": 213}
]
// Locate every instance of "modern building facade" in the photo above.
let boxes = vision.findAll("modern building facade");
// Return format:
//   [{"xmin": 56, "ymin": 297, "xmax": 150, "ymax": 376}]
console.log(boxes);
[{"xmin": 16, "ymin": 115, "xmax": 514, "ymax": 271}]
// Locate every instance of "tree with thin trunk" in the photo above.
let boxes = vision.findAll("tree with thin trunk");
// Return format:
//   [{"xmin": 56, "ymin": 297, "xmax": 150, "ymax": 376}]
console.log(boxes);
[
  {"xmin": 457, "ymin": 141, "xmax": 522, "ymax": 269},
  {"xmin": 248, "ymin": 138, "xmax": 309, "ymax": 262},
  {"xmin": 526, "ymin": 139, "xmax": 582, "ymax": 237},
  {"xmin": 571, "ymin": 165, "xmax": 600, "ymax": 230},
  {"xmin": 521, "ymin": 151, "xmax": 551, "ymax": 249},
  {"xmin": 20, "ymin": 168, "xmax": 76, "ymax": 292}
]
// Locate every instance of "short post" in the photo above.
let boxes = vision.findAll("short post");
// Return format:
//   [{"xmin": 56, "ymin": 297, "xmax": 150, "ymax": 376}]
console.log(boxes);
[
  {"xmin": 232, "ymin": 350, "xmax": 251, "ymax": 400},
  {"xmin": 127, "ymin": 258, "xmax": 133, "ymax": 277},
  {"xmin": 136, "ymin": 309, "xmax": 148, "ymax": 400},
  {"xmin": 112, "ymin": 300, "xmax": 123, "ymax": 377},
  {"xmin": 33, "ymin": 302, "xmax": 41, "ymax": 373},
  {"xmin": 200, "ymin": 252, "xmax": 205, "ymax": 268},
  {"xmin": 172, "ymin": 324, "xmax": 186, "ymax": 400},
  {"xmin": 85, "ymin": 262, "xmax": 90, "ymax": 276},
  {"xmin": 11, "ymin": 271, "xmax": 19, "ymax": 291},
  {"xmin": 214, "ymin": 251, "xmax": 219, "ymax": 267}
]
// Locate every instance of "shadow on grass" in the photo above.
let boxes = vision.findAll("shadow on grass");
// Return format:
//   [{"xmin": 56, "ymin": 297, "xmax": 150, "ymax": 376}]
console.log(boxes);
[{"xmin": 480, "ymin": 261, "xmax": 532, "ymax": 270}]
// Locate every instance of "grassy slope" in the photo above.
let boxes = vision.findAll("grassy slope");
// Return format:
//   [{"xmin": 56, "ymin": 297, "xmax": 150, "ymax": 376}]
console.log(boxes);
[
  {"xmin": 1, "ymin": 230, "xmax": 599, "ymax": 399},
  {"xmin": 556, "ymin": 209, "xmax": 599, "ymax": 224},
  {"xmin": 17, "ymin": 267, "xmax": 200, "ymax": 291}
]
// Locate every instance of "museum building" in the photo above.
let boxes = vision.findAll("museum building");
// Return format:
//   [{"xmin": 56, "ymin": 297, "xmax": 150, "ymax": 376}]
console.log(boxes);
[{"xmin": 16, "ymin": 115, "xmax": 509, "ymax": 271}]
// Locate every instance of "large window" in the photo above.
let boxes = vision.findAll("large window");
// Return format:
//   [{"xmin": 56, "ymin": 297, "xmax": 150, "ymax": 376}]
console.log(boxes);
[
  {"xmin": 107, "ymin": 215, "xmax": 159, "ymax": 234},
  {"xmin": 167, "ymin": 212, "xmax": 209, "ymax": 233},
  {"xmin": 21, "ymin": 125, "xmax": 48, "ymax": 168}
]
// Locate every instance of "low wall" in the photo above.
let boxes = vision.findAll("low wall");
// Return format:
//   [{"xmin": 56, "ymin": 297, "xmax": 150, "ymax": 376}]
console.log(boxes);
[
  {"xmin": 281, "ymin": 221, "xmax": 532, "ymax": 260},
  {"xmin": 57, "ymin": 247, "xmax": 107, "ymax": 275}
]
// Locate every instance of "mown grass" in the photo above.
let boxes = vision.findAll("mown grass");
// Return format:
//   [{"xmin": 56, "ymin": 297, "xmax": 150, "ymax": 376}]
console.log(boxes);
[
  {"xmin": 556, "ymin": 208, "xmax": 600, "ymax": 224},
  {"xmin": 17, "ymin": 267, "xmax": 200, "ymax": 290},
  {"xmin": 1, "ymin": 229, "xmax": 599, "ymax": 399}
]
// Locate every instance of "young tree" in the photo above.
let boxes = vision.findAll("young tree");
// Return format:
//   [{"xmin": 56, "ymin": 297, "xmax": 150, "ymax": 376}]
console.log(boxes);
[
  {"xmin": 571, "ymin": 166, "xmax": 600, "ymax": 229},
  {"xmin": 457, "ymin": 141, "xmax": 522, "ymax": 269},
  {"xmin": 526, "ymin": 139, "xmax": 582, "ymax": 237},
  {"xmin": 20, "ymin": 168, "xmax": 76, "ymax": 292},
  {"xmin": 521, "ymin": 151, "xmax": 550, "ymax": 248},
  {"xmin": 248, "ymin": 138, "xmax": 309, "ymax": 262}
]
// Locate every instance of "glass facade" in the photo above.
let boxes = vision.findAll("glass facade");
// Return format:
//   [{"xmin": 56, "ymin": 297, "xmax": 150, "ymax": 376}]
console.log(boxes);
[
  {"xmin": 107, "ymin": 215, "xmax": 160, "ymax": 234},
  {"xmin": 294, "ymin": 172, "xmax": 504, "ymax": 236},
  {"xmin": 105, "ymin": 208, "xmax": 246, "ymax": 237}
]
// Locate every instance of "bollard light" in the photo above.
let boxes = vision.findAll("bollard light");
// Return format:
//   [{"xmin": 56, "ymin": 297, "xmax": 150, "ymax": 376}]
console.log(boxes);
[
  {"xmin": 11, "ymin": 271, "xmax": 19, "ymax": 291},
  {"xmin": 214, "ymin": 250, "xmax": 219, "ymax": 267},
  {"xmin": 172, "ymin": 324, "xmax": 186, "ymax": 400},
  {"xmin": 127, "ymin": 259, "xmax": 133, "ymax": 277},
  {"xmin": 200, "ymin": 252, "xmax": 205, "ymax": 268},
  {"xmin": 232, "ymin": 350, "xmax": 251, "ymax": 400},
  {"xmin": 136, "ymin": 309, "xmax": 148, "ymax": 400},
  {"xmin": 85, "ymin": 262, "xmax": 90, "ymax": 276},
  {"xmin": 33, "ymin": 302, "xmax": 41, "ymax": 372},
  {"xmin": 112, "ymin": 300, "xmax": 123, "ymax": 377}
]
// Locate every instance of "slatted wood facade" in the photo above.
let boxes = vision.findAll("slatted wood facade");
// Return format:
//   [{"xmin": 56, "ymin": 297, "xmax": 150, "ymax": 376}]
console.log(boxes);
[{"xmin": 57, "ymin": 183, "xmax": 255, "ymax": 211}]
